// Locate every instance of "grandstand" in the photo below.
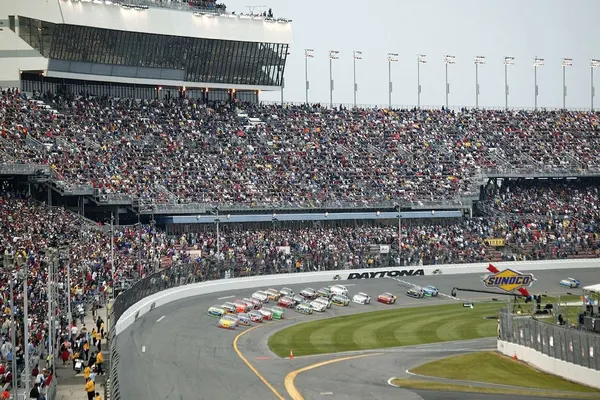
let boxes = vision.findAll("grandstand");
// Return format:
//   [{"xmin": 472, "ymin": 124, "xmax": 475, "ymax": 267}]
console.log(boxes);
[{"xmin": 0, "ymin": 0, "xmax": 291, "ymax": 101}]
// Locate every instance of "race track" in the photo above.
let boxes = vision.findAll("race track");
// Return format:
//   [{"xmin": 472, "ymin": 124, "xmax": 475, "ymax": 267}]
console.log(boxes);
[{"xmin": 116, "ymin": 267, "xmax": 599, "ymax": 400}]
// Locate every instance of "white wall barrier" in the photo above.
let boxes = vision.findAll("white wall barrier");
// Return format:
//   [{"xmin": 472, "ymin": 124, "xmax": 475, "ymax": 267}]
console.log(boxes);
[
  {"xmin": 497, "ymin": 340, "xmax": 600, "ymax": 390},
  {"xmin": 115, "ymin": 258, "xmax": 600, "ymax": 335}
]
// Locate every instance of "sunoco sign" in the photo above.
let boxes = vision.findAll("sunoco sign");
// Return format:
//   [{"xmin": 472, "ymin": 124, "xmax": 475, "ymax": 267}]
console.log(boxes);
[{"xmin": 347, "ymin": 269, "xmax": 425, "ymax": 280}]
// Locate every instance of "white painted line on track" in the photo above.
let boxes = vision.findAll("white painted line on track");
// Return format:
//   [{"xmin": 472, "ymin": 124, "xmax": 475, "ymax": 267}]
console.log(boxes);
[
  {"xmin": 142, "ymin": 346, "xmax": 146, "ymax": 353},
  {"xmin": 345, "ymin": 284, "xmax": 356, "ymax": 287},
  {"xmin": 320, "ymin": 392, "xmax": 334, "ymax": 395},
  {"xmin": 156, "ymin": 315, "xmax": 165, "ymax": 322},
  {"xmin": 218, "ymin": 295, "xmax": 235, "ymax": 300},
  {"xmin": 387, "ymin": 377, "xmax": 400, "ymax": 387}
]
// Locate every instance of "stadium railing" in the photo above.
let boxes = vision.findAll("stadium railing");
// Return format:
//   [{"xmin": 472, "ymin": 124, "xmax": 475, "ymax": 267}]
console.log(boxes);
[
  {"xmin": 110, "ymin": 0, "xmax": 226, "ymax": 13},
  {"xmin": 498, "ymin": 308, "xmax": 600, "ymax": 371}
]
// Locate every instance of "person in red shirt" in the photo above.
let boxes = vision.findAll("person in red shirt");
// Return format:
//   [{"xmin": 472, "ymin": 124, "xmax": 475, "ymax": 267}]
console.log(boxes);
[{"xmin": 1, "ymin": 389, "xmax": 10, "ymax": 400}]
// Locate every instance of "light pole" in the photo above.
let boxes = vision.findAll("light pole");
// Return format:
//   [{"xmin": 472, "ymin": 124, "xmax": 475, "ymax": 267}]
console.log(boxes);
[
  {"xmin": 395, "ymin": 204, "xmax": 402, "ymax": 260},
  {"xmin": 592, "ymin": 59, "xmax": 600, "ymax": 111},
  {"xmin": 20, "ymin": 262, "xmax": 30, "ymax": 396},
  {"xmin": 504, "ymin": 56, "xmax": 515, "ymax": 110},
  {"xmin": 212, "ymin": 207, "xmax": 220, "ymax": 256},
  {"xmin": 387, "ymin": 53, "xmax": 398, "ymax": 108},
  {"xmin": 304, "ymin": 49, "xmax": 314, "ymax": 103},
  {"xmin": 444, "ymin": 55, "xmax": 456, "ymax": 109},
  {"xmin": 7, "ymin": 264, "xmax": 17, "ymax": 397},
  {"xmin": 353, "ymin": 50, "xmax": 362, "ymax": 108},
  {"xmin": 110, "ymin": 212, "xmax": 115, "ymax": 300},
  {"xmin": 329, "ymin": 50, "xmax": 339, "ymax": 108},
  {"xmin": 417, "ymin": 54, "xmax": 426, "ymax": 108},
  {"xmin": 534, "ymin": 57, "xmax": 544, "ymax": 110},
  {"xmin": 562, "ymin": 57, "xmax": 573, "ymax": 110},
  {"xmin": 474, "ymin": 56, "xmax": 486, "ymax": 108}
]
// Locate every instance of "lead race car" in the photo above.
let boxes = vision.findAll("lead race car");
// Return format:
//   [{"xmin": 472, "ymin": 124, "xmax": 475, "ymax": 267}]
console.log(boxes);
[{"xmin": 559, "ymin": 277, "xmax": 580, "ymax": 288}]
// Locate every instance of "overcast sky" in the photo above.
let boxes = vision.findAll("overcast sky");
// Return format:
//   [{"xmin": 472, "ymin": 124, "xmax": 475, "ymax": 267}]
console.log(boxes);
[{"xmin": 227, "ymin": 0, "xmax": 600, "ymax": 110}]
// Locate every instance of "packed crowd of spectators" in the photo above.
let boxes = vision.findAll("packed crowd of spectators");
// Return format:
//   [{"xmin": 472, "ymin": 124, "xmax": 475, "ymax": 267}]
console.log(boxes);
[{"xmin": 2, "ymin": 89, "xmax": 600, "ymax": 208}]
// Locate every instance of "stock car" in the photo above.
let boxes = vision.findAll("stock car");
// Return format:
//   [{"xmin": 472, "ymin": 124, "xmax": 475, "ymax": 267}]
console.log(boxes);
[
  {"xmin": 317, "ymin": 287, "xmax": 333, "ymax": 299},
  {"xmin": 258, "ymin": 308, "xmax": 273, "ymax": 320},
  {"xmin": 236, "ymin": 313, "xmax": 252, "ymax": 326},
  {"xmin": 278, "ymin": 296, "xmax": 296, "ymax": 309},
  {"xmin": 377, "ymin": 292, "xmax": 397, "ymax": 304},
  {"xmin": 352, "ymin": 292, "xmax": 371, "ymax": 304},
  {"xmin": 331, "ymin": 294, "xmax": 350, "ymax": 306},
  {"xmin": 248, "ymin": 311, "xmax": 264, "ymax": 323},
  {"xmin": 295, "ymin": 303, "xmax": 313, "ymax": 315},
  {"xmin": 422, "ymin": 285, "xmax": 439, "ymax": 297},
  {"xmin": 300, "ymin": 287, "xmax": 318, "ymax": 300},
  {"xmin": 406, "ymin": 287, "xmax": 425, "ymax": 298},
  {"xmin": 218, "ymin": 315, "xmax": 239, "ymax": 329},
  {"xmin": 559, "ymin": 277, "xmax": 580, "ymax": 288},
  {"xmin": 309, "ymin": 299, "xmax": 328, "ymax": 312},
  {"xmin": 207, "ymin": 305, "xmax": 226, "ymax": 318},
  {"xmin": 233, "ymin": 301, "xmax": 250, "ymax": 313},
  {"xmin": 221, "ymin": 302, "xmax": 238, "ymax": 314},
  {"xmin": 243, "ymin": 298, "xmax": 262, "ymax": 310},
  {"xmin": 252, "ymin": 291, "xmax": 270, "ymax": 303},
  {"xmin": 264, "ymin": 288, "xmax": 281, "ymax": 301},
  {"xmin": 292, "ymin": 294, "xmax": 306, "ymax": 305},
  {"xmin": 330, "ymin": 285, "xmax": 348, "ymax": 296},
  {"xmin": 270, "ymin": 306, "xmax": 286, "ymax": 319},
  {"xmin": 313, "ymin": 296, "xmax": 332, "ymax": 309},
  {"xmin": 280, "ymin": 287, "xmax": 295, "ymax": 297}
]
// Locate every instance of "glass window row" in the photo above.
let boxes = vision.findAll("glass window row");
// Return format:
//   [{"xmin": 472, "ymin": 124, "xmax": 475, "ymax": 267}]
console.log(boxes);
[{"xmin": 17, "ymin": 17, "xmax": 288, "ymax": 86}]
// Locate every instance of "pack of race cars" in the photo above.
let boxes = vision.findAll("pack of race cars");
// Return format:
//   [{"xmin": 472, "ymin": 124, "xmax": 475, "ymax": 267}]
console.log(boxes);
[{"xmin": 208, "ymin": 283, "xmax": 440, "ymax": 329}]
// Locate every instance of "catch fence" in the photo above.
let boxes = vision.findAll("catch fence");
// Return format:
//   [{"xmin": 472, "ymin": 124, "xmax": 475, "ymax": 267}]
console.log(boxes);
[{"xmin": 499, "ymin": 308, "xmax": 600, "ymax": 371}]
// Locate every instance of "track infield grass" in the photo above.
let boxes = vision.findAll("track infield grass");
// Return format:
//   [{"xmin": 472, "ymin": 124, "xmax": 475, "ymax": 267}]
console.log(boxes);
[
  {"xmin": 390, "ymin": 379, "xmax": 600, "ymax": 399},
  {"xmin": 410, "ymin": 351, "xmax": 600, "ymax": 393},
  {"xmin": 268, "ymin": 301, "xmax": 503, "ymax": 357}
]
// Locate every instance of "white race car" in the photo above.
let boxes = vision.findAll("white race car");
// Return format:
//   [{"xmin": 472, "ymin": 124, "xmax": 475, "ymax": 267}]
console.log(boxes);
[
  {"xmin": 252, "ymin": 291, "xmax": 269, "ymax": 303},
  {"xmin": 330, "ymin": 284, "xmax": 348, "ymax": 296},
  {"xmin": 352, "ymin": 292, "xmax": 371, "ymax": 304},
  {"xmin": 309, "ymin": 299, "xmax": 328, "ymax": 312},
  {"xmin": 312, "ymin": 296, "xmax": 332, "ymax": 309}
]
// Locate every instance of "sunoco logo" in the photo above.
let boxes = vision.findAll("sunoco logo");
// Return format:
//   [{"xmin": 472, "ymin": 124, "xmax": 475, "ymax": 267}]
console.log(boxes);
[
  {"xmin": 347, "ymin": 269, "xmax": 424, "ymax": 280},
  {"xmin": 482, "ymin": 268, "xmax": 535, "ymax": 293}
]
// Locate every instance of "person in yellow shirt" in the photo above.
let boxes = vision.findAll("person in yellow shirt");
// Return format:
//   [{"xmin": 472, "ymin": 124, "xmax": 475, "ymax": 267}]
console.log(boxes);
[
  {"xmin": 83, "ymin": 341, "xmax": 90, "ymax": 361},
  {"xmin": 95, "ymin": 351, "xmax": 104, "ymax": 375},
  {"xmin": 83, "ymin": 365, "xmax": 91, "ymax": 380},
  {"xmin": 85, "ymin": 377, "xmax": 95, "ymax": 400},
  {"xmin": 94, "ymin": 392, "xmax": 102, "ymax": 400}
]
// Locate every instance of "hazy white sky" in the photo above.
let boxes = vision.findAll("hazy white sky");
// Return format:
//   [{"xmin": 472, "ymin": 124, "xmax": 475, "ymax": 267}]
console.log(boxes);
[{"xmin": 227, "ymin": 0, "xmax": 600, "ymax": 109}]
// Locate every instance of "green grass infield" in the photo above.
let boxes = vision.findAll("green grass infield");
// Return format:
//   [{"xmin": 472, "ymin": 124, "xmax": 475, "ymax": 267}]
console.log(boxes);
[
  {"xmin": 410, "ymin": 351, "xmax": 600, "ymax": 393},
  {"xmin": 268, "ymin": 301, "xmax": 504, "ymax": 357},
  {"xmin": 390, "ymin": 379, "xmax": 600, "ymax": 399}
]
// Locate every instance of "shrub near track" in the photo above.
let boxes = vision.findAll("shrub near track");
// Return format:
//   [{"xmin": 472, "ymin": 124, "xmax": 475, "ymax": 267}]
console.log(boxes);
[{"xmin": 268, "ymin": 302, "xmax": 504, "ymax": 357}]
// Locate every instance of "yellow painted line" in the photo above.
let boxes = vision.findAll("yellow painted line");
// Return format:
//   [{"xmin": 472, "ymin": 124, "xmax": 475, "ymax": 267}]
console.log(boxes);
[
  {"xmin": 284, "ymin": 353, "xmax": 382, "ymax": 400},
  {"xmin": 233, "ymin": 326, "xmax": 286, "ymax": 400}
]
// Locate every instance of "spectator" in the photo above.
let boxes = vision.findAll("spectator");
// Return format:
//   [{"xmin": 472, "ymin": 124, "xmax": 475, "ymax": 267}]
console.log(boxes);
[{"xmin": 84, "ymin": 377, "xmax": 95, "ymax": 400}]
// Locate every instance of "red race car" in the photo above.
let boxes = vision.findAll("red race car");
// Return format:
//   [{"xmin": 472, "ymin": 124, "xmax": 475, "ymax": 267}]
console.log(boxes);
[
  {"xmin": 377, "ymin": 292, "xmax": 397, "ymax": 304},
  {"xmin": 278, "ymin": 296, "xmax": 296, "ymax": 309},
  {"xmin": 233, "ymin": 301, "xmax": 250, "ymax": 313}
]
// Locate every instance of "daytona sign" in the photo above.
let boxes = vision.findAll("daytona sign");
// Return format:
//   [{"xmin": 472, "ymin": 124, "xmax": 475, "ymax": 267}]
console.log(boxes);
[{"xmin": 347, "ymin": 269, "xmax": 425, "ymax": 280}]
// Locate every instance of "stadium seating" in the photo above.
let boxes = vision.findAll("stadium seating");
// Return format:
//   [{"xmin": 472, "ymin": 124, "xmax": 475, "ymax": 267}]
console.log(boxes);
[{"xmin": 2, "ymin": 90, "xmax": 600, "ymax": 208}]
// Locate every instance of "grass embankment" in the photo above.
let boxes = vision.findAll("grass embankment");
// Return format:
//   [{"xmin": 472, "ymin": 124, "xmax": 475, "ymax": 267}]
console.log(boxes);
[
  {"xmin": 410, "ymin": 351, "xmax": 600, "ymax": 393},
  {"xmin": 390, "ymin": 379, "xmax": 600, "ymax": 399},
  {"xmin": 268, "ymin": 302, "xmax": 503, "ymax": 358}
]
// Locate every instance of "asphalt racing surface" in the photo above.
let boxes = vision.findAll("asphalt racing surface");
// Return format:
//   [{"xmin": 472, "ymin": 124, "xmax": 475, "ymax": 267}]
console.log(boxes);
[{"xmin": 117, "ymin": 267, "xmax": 600, "ymax": 400}]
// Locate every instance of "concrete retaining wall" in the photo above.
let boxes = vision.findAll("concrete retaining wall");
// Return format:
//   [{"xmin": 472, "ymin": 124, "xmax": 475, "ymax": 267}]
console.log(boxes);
[{"xmin": 497, "ymin": 340, "xmax": 600, "ymax": 389}]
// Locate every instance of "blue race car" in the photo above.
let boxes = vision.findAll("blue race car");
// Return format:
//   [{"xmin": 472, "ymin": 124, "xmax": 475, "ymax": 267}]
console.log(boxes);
[
  {"xmin": 422, "ymin": 285, "xmax": 439, "ymax": 297},
  {"xmin": 559, "ymin": 277, "xmax": 580, "ymax": 288}
]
